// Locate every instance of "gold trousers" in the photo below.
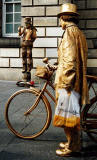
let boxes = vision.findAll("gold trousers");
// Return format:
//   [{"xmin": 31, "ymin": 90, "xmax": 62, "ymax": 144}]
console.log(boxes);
[
  {"xmin": 22, "ymin": 46, "xmax": 32, "ymax": 72},
  {"xmin": 64, "ymin": 126, "xmax": 81, "ymax": 152}
]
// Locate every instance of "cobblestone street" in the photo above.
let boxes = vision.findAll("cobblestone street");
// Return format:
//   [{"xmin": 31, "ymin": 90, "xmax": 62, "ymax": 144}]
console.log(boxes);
[{"xmin": 0, "ymin": 80, "xmax": 97, "ymax": 160}]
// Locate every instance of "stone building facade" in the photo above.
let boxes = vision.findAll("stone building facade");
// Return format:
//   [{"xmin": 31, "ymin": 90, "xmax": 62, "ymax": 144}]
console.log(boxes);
[{"xmin": 0, "ymin": 0, "xmax": 97, "ymax": 81}]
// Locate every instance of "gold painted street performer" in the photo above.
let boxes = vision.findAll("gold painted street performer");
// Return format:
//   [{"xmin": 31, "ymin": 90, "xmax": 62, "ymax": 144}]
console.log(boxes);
[
  {"xmin": 53, "ymin": 2, "xmax": 89, "ymax": 156},
  {"xmin": 18, "ymin": 17, "xmax": 37, "ymax": 82}
]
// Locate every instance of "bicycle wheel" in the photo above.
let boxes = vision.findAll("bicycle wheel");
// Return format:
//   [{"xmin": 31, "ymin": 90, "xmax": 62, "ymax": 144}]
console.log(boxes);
[
  {"xmin": 5, "ymin": 89, "xmax": 52, "ymax": 139},
  {"xmin": 82, "ymin": 84, "xmax": 97, "ymax": 143}
]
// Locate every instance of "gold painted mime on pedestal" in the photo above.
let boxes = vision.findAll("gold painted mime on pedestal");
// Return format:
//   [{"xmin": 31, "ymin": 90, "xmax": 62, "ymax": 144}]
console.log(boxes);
[{"xmin": 18, "ymin": 17, "xmax": 37, "ymax": 82}]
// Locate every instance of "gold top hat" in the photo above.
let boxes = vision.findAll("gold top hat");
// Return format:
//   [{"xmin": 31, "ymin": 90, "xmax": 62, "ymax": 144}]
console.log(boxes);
[
  {"xmin": 24, "ymin": 17, "xmax": 31, "ymax": 24},
  {"xmin": 58, "ymin": 3, "xmax": 79, "ymax": 18}
]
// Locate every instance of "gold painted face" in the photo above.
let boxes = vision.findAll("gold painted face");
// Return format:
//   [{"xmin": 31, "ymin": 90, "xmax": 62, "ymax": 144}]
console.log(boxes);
[
  {"xmin": 60, "ymin": 18, "xmax": 67, "ymax": 30},
  {"xmin": 25, "ymin": 23, "xmax": 31, "ymax": 29}
]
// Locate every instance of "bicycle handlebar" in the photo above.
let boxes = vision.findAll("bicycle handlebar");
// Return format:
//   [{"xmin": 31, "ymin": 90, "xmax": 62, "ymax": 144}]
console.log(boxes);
[{"xmin": 43, "ymin": 58, "xmax": 58, "ymax": 70}]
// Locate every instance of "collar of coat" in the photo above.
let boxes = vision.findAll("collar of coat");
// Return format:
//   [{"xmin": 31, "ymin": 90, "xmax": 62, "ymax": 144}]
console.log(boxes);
[
  {"xmin": 65, "ymin": 22, "xmax": 77, "ymax": 28},
  {"xmin": 59, "ymin": 23, "xmax": 77, "ymax": 48}
]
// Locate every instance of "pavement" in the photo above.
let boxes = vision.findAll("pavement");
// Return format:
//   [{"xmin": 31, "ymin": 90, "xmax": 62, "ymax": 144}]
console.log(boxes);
[{"xmin": 0, "ymin": 80, "xmax": 97, "ymax": 160}]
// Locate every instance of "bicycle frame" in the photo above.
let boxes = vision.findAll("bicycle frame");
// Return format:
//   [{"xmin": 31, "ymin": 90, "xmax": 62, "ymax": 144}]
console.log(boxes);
[
  {"xmin": 24, "ymin": 74, "xmax": 97, "ymax": 116},
  {"xmin": 5, "ymin": 72, "xmax": 97, "ymax": 141},
  {"xmin": 24, "ymin": 80, "xmax": 56, "ymax": 116}
]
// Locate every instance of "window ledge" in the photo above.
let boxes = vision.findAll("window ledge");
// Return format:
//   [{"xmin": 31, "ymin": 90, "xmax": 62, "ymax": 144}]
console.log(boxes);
[{"xmin": 0, "ymin": 37, "xmax": 21, "ymax": 48}]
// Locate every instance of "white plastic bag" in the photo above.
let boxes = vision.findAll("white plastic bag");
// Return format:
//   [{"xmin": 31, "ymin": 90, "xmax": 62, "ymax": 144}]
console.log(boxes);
[{"xmin": 53, "ymin": 89, "xmax": 80, "ymax": 128}]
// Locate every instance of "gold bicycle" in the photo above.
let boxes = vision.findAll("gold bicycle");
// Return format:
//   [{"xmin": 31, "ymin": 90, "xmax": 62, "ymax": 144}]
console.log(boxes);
[{"xmin": 5, "ymin": 59, "xmax": 97, "ymax": 142}]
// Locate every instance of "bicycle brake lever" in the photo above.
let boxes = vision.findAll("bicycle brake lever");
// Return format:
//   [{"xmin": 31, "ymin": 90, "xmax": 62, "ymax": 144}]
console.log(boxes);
[{"xmin": 43, "ymin": 57, "xmax": 49, "ymax": 64}]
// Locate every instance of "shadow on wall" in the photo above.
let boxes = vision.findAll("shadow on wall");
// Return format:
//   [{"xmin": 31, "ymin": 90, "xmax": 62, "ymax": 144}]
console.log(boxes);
[{"xmin": 93, "ymin": 39, "xmax": 97, "ymax": 49}]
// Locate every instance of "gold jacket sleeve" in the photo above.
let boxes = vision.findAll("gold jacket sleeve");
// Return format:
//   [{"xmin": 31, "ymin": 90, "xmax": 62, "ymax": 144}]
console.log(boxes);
[{"xmin": 61, "ymin": 29, "xmax": 77, "ymax": 90}]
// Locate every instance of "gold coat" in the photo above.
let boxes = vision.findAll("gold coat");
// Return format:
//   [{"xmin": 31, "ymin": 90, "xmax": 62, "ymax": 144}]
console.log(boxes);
[{"xmin": 55, "ymin": 22, "xmax": 89, "ymax": 105}]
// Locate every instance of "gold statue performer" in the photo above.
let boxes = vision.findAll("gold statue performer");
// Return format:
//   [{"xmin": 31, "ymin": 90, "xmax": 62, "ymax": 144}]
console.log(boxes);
[
  {"xmin": 18, "ymin": 17, "xmax": 37, "ymax": 83},
  {"xmin": 53, "ymin": 2, "xmax": 89, "ymax": 156}
]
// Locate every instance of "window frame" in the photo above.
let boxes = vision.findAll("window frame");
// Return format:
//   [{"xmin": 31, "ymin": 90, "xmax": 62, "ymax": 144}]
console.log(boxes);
[{"xmin": 2, "ymin": 0, "xmax": 21, "ymax": 37}]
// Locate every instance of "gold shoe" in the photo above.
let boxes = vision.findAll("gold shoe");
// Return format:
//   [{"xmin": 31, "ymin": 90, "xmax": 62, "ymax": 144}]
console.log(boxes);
[
  {"xmin": 56, "ymin": 148, "xmax": 72, "ymax": 157},
  {"xmin": 59, "ymin": 142, "xmax": 69, "ymax": 148}
]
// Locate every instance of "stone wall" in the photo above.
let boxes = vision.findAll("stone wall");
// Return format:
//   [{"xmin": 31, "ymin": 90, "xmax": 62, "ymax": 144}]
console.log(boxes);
[
  {"xmin": 0, "ymin": 0, "xmax": 97, "ymax": 81},
  {"xmin": 0, "ymin": 0, "xmax": 2, "ymax": 37}
]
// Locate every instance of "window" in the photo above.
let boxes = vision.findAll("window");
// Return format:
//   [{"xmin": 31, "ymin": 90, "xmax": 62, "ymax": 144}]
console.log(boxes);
[{"xmin": 2, "ymin": 0, "xmax": 21, "ymax": 37}]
